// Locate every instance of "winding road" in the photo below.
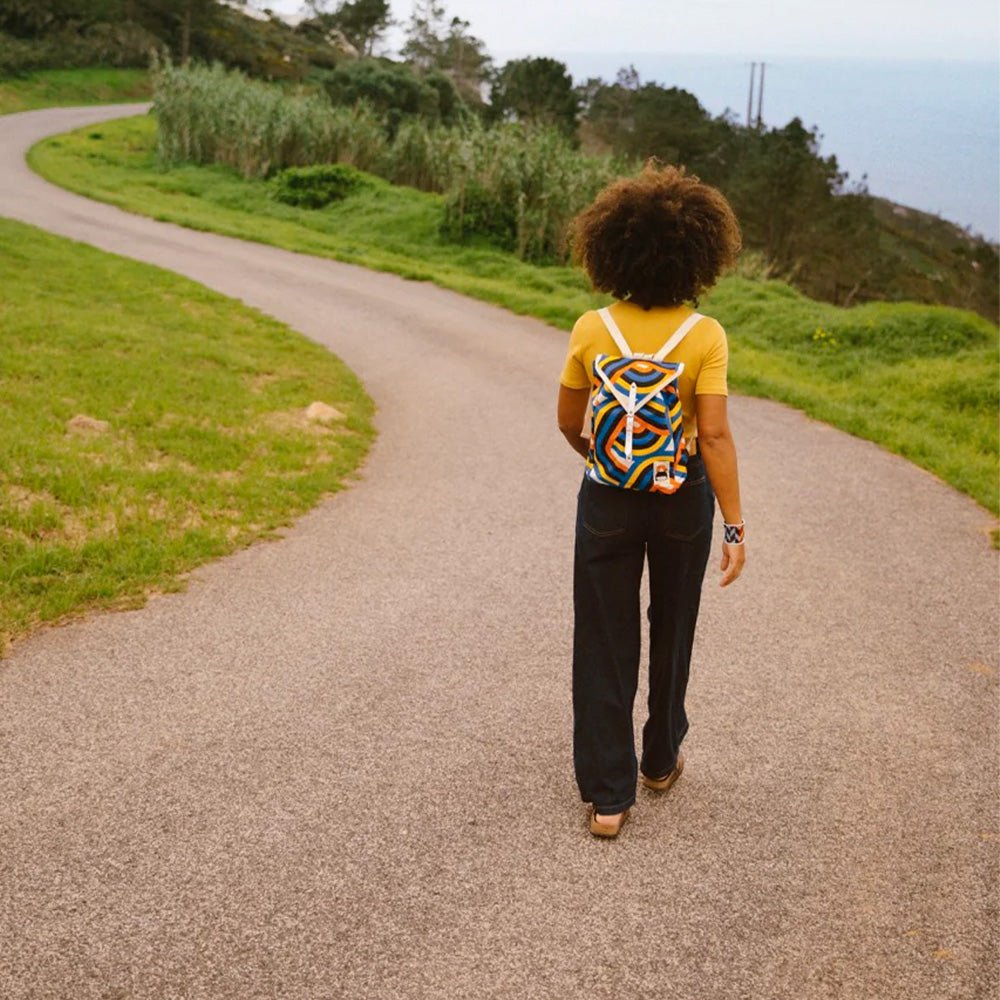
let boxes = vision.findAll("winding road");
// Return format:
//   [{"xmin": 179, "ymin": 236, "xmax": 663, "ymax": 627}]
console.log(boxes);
[{"xmin": 1, "ymin": 105, "xmax": 997, "ymax": 1000}]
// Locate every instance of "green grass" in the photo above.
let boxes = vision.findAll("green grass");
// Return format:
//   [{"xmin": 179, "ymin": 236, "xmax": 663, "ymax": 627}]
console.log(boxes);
[
  {"xmin": 0, "ymin": 217, "xmax": 374, "ymax": 656},
  {"xmin": 28, "ymin": 114, "xmax": 1000, "ymax": 520},
  {"xmin": 708, "ymin": 280, "xmax": 998, "ymax": 515},
  {"xmin": 0, "ymin": 67, "xmax": 151, "ymax": 116}
]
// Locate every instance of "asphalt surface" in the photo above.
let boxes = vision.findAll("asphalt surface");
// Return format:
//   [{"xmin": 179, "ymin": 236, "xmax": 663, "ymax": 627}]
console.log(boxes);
[{"xmin": 1, "ymin": 105, "xmax": 997, "ymax": 1000}]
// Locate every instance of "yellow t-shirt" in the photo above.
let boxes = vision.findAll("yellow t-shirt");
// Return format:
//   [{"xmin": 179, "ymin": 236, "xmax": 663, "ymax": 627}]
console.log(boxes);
[{"xmin": 559, "ymin": 301, "xmax": 729, "ymax": 440}]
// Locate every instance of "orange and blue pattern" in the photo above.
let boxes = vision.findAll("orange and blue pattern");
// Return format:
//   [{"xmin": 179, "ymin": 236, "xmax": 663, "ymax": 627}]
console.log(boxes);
[{"xmin": 585, "ymin": 354, "xmax": 690, "ymax": 494}]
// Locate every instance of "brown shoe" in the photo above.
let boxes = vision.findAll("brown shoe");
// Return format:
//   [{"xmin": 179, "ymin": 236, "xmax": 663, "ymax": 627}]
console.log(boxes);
[
  {"xmin": 589, "ymin": 807, "xmax": 630, "ymax": 838},
  {"xmin": 640, "ymin": 753, "xmax": 685, "ymax": 792}
]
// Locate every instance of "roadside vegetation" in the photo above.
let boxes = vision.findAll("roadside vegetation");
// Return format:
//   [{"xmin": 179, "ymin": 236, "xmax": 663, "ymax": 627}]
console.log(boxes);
[
  {"xmin": 0, "ymin": 66, "xmax": 150, "ymax": 114},
  {"xmin": 0, "ymin": 217, "xmax": 374, "ymax": 656},
  {"xmin": 150, "ymin": 58, "xmax": 624, "ymax": 265},
  {"xmin": 3, "ymin": 0, "xmax": 997, "ymax": 319},
  {"xmin": 30, "ymin": 114, "xmax": 1000, "ymax": 517}
]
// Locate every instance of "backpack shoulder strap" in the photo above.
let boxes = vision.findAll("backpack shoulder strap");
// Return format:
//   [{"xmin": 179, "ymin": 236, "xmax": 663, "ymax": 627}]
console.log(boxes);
[
  {"xmin": 652, "ymin": 312, "xmax": 704, "ymax": 362},
  {"xmin": 597, "ymin": 307, "xmax": 633, "ymax": 356}
]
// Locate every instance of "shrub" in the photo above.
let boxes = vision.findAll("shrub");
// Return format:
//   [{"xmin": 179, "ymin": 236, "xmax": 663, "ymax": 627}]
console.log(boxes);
[
  {"xmin": 202, "ymin": 6, "xmax": 343, "ymax": 81},
  {"xmin": 0, "ymin": 23, "xmax": 156, "ymax": 76},
  {"xmin": 0, "ymin": 31, "xmax": 46, "ymax": 75},
  {"xmin": 441, "ymin": 179, "xmax": 517, "ymax": 251},
  {"xmin": 440, "ymin": 122, "xmax": 628, "ymax": 263},
  {"xmin": 388, "ymin": 118, "xmax": 463, "ymax": 191},
  {"xmin": 270, "ymin": 163, "xmax": 370, "ymax": 208}
]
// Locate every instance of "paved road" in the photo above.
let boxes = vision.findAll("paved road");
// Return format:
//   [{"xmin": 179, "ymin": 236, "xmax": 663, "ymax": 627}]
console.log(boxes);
[{"xmin": 1, "ymin": 105, "xmax": 997, "ymax": 1000}]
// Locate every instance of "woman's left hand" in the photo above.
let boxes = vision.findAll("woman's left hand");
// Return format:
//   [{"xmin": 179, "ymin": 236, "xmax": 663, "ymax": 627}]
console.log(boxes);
[{"xmin": 719, "ymin": 542, "xmax": 746, "ymax": 587}]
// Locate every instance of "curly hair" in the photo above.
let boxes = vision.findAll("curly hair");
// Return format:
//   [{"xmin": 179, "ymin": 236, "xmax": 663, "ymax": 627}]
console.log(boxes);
[{"xmin": 572, "ymin": 162, "xmax": 742, "ymax": 309}]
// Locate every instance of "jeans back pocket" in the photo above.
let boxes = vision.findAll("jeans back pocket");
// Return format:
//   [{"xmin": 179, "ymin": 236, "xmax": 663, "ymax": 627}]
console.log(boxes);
[
  {"xmin": 657, "ymin": 478, "xmax": 713, "ymax": 541},
  {"xmin": 578, "ymin": 478, "xmax": 631, "ymax": 537}
]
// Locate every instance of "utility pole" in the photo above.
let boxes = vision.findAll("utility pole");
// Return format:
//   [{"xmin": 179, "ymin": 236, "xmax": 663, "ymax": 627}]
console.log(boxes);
[
  {"xmin": 756, "ymin": 61, "xmax": 766, "ymax": 128},
  {"xmin": 746, "ymin": 62, "xmax": 756, "ymax": 128},
  {"xmin": 181, "ymin": 0, "xmax": 192, "ymax": 64}
]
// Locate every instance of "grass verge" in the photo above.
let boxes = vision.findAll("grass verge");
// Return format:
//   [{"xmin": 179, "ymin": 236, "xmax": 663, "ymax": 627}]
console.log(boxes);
[
  {"xmin": 28, "ymin": 114, "xmax": 1000, "ymax": 520},
  {"xmin": 0, "ymin": 67, "xmax": 150, "ymax": 116},
  {"xmin": 0, "ymin": 217, "xmax": 374, "ymax": 657}
]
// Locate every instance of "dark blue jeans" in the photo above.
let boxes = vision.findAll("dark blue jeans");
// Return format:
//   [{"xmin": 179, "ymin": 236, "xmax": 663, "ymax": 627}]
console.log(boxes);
[{"xmin": 573, "ymin": 454, "xmax": 714, "ymax": 813}]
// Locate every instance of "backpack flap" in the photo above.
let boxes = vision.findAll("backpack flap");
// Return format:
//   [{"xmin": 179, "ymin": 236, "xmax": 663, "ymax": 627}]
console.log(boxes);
[{"xmin": 594, "ymin": 359, "xmax": 684, "ymax": 461}]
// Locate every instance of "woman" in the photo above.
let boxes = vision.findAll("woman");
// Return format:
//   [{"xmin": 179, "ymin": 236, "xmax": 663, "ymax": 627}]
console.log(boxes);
[{"xmin": 557, "ymin": 163, "xmax": 746, "ymax": 838}]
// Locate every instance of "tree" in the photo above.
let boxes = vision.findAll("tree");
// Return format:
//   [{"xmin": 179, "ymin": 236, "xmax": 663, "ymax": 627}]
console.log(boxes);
[
  {"xmin": 322, "ymin": 57, "xmax": 465, "ymax": 129},
  {"xmin": 720, "ymin": 117, "xmax": 888, "ymax": 303},
  {"xmin": 724, "ymin": 118, "xmax": 841, "ymax": 265},
  {"xmin": 0, "ymin": 0, "xmax": 123, "ymax": 37},
  {"xmin": 490, "ymin": 57, "xmax": 578, "ymax": 136},
  {"xmin": 301, "ymin": 0, "xmax": 392, "ymax": 57},
  {"xmin": 400, "ymin": 2, "xmax": 491, "ymax": 105},
  {"xmin": 399, "ymin": 0, "xmax": 446, "ymax": 71},
  {"xmin": 133, "ymin": 0, "xmax": 235, "ymax": 62},
  {"xmin": 583, "ymin": 71, "xmax": 729, "ymax": 178},
  {"xmin": 439, "ymin": 15, "xmax": 490, "ymax": 102}
]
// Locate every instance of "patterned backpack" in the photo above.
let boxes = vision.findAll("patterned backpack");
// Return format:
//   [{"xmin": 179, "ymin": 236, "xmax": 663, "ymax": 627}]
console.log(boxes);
[{"xmin": 585, "ymin": 307, "xmax": 704, "ymax": 494}]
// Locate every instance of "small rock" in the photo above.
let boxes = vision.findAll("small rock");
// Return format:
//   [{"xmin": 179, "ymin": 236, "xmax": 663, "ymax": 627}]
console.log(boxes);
[
  {"xmin": 67, "ymin": 414, "xmax": 110, "ymax": 434},
  {"xmin": 304, "ymin": 401, "xmax": 345, "ymax": 423}
]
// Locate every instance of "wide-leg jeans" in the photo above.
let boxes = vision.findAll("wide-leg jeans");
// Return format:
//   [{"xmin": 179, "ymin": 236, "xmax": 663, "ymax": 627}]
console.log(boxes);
[{"xmin": 573, "ymin": 454, "xmax": 714, "ymax": 814}]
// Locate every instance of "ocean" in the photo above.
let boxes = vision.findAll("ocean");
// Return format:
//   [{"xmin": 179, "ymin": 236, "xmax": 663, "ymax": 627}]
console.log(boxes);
[{"xmin": 544, "ymin": 53, "xmax": 1000, "ymax": 242}]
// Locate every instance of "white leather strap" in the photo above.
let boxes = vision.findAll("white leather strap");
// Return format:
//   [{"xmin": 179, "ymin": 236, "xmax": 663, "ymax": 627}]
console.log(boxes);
[
  {"xmin": 652, "ymin": 312, "xmax": 703, "ymax": 361},
  {"xmin": 598, "ymin": 307, "xmax": 703, "ymax": 361},
  {"xmin": 597, "ymin": 307, "xmax": 632, "ymax": 356}
]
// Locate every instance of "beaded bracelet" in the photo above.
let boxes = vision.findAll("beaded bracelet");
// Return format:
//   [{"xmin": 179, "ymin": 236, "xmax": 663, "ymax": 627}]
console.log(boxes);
[{"xmin": 723, "ymin": 520, "xmax": 746, "ymax": 545}]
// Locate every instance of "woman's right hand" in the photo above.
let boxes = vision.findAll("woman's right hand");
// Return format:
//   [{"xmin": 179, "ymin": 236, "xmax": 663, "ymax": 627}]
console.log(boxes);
[{"xmin": 720, "ymin": 541, "xmax": 746, "ymax": 587}]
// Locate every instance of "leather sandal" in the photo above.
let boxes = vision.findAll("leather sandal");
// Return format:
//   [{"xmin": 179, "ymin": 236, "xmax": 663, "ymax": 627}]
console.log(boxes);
[
  {"xmin": 589, "ymin": 807, "xmax": 630, "ymax": 838},
  {"xmin": 640, "ymin": 752, "xmax": 685, "ymax": 792}
]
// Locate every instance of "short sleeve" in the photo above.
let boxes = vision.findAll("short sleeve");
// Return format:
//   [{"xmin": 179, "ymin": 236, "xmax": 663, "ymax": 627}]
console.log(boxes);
[
  {"xmin": 695, "ymin": 320, "xmax": 729, "ymax": 396},
  {"xmin": 559, "ymin": 313, "xmax": 593, "ymax": 390}
]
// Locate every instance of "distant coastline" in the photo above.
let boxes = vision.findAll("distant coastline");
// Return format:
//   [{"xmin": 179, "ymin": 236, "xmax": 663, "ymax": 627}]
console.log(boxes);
[{"xmin": 507, "ymin": 51, "xmax": 999, "ymax": 242}]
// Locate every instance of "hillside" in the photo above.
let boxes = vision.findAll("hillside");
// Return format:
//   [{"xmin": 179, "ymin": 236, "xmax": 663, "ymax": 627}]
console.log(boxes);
[{"xmin": 871, "ymin": 196, "xmax": 998, "ymax": 321}]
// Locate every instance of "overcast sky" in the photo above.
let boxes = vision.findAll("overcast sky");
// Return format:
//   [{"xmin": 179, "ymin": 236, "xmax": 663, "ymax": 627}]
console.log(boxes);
[{"xmin": 259, "ymin": 0, "xmax": 1000, "ymax": 62}]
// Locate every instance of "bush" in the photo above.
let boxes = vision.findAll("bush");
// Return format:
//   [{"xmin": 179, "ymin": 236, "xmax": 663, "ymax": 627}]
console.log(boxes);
[
  {"xmin": 0, "ymin": 31, "xmax": 45, "ymax": 75},
  {"xmin": 441, "ymin": 179, "xmax": 517, "ymax": 251},
  {"xmin": 439, "ymin": 122, "xmax": 627, "ymax": 263},
  {"xmin": 202, "ymin": 6, "xmax": 343, "ymax": 82},
  {"xmin": 0, "ymin": 23, "xmax": 157, "ymax": 76},
  {"xmin": 270, "ymin": 163, "xmax": 370, "ymax": 208}
]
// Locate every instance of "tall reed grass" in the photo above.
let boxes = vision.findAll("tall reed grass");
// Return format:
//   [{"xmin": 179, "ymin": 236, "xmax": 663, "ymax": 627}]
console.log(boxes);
[
  {"xmin": 152, "ymin": 60, "xmax": 633, "ymax": 263},
  {"xmin": 153, "ymin": 59, "xmax": 390, "ymax": 177}
]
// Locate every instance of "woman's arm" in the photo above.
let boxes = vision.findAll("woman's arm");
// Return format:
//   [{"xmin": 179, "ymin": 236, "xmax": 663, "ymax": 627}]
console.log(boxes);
[
  {"xmin": 557, "ymin": 385, "xmax": 591, "ymax": 459},
  {"xmin": 695, "ymin": 394, "xmax": 746, "ymax": 587}
]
